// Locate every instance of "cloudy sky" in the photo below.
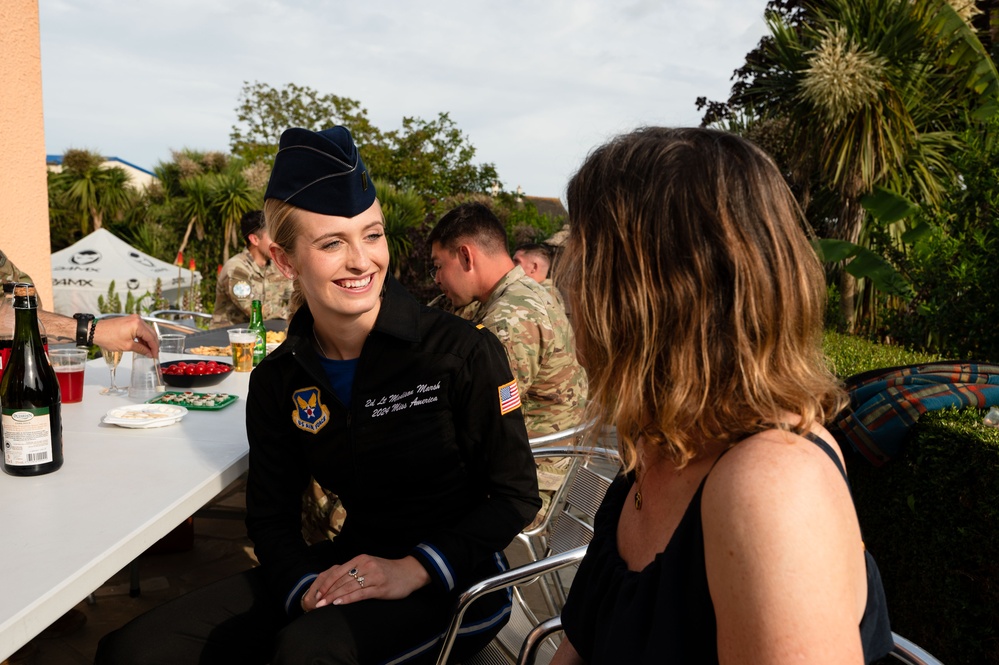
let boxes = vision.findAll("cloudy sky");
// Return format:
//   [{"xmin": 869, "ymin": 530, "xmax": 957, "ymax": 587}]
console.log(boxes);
[{"xmin": 39, "ymin": 0, "xmax": 770, "ymax": 198}]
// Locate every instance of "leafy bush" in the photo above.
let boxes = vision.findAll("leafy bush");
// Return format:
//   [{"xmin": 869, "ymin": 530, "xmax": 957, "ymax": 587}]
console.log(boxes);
[
  {"xmin": 874, "ymin": 118, "xmax": 999, "ymax": 362},
  {"xmin": 849, "ymin": 409, "xmax": 999, "ymax": 664},
  {"xmin": 824, "ymin": 332, "xmax": 996, "ymax": 663}
]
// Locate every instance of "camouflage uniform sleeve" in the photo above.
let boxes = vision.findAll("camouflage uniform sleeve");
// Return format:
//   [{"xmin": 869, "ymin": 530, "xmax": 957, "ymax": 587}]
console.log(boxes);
[
  {"xmin": 481, "ymin": 310, "xmax": 542, "ymax": 401},
  {"xmin": 210, "ymin": 257, "xmax": 255, "ymax": 328},
  {"xmin": 261, "ymin": 263, "xmax": 293, "ymax": 320},
  {"xmin": 225, "ymin": 260, "xmax": 256, "ymax": 319},
  {"xmin": 0, "ymin": 249, "xmax": 33, "ymax": 285}
]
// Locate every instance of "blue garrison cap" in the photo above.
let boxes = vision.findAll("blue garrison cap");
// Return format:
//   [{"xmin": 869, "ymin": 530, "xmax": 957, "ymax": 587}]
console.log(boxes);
[{"xmin": 264, "ymin": 126, "xmax": 376, "ymax": 217}]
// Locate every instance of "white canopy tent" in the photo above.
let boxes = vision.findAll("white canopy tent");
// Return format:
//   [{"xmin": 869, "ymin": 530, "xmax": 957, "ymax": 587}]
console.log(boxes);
[{"xmin": 50, "ymin": 229, "xmax": 201, "ymax": 316}]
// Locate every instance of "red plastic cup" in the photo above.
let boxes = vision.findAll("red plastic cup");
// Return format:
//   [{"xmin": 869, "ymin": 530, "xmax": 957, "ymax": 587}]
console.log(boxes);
[{"xmin": 50, "ymin": 348, "xmax": 88, "ymax": 403}]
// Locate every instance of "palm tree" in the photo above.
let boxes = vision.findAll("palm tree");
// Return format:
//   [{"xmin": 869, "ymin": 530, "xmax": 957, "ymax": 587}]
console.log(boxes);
[
  {"xmin": 738, "ymin": 0, "xmax": 999, "ymax": 330},
  {"xmin": 54, "ymin": 149, "xmax": 135, "ymax": 233},
  {"xmin": 375, "ymin": 179, "xmax": 426, "ymax": 279},
  {"xmin": 177, "ymin": 174, "xmax": 212, "ymax": 257},
  {"xmin": 210, "ymin": 172, "xmax": 257, "ymax": 263}
]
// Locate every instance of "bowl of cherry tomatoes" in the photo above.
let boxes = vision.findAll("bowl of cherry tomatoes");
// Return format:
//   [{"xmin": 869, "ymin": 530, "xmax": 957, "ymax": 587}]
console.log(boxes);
[{"xmin": 160, "ymin": 359, "xmax": 233, "ymax": 388}]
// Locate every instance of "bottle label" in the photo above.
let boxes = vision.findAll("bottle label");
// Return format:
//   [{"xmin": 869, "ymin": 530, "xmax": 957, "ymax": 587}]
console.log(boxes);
[{"xmin": 2, "ymin": 407, "xmax": 53, "ymax": 466}]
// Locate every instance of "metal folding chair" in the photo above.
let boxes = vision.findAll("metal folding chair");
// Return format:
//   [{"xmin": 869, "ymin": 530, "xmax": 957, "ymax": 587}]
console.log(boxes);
[
  {"xmin": 518, "ymin": 422, "xmax": 601, "ymax": 565},
  {"xmin": 147, "ymin": 309, "xmax": 212, "ymax": 333},
  {"xmin": 889, "ymin": 632, "xmax": 945, "ymax": 665},
  {"xmin": 435, "ymin": 444, "xmax": 620, "ymax": 665}
]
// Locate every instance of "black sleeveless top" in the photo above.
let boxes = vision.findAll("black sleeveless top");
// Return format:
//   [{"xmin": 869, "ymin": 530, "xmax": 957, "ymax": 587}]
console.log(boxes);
[{"xmin": 560, "ymin": 433, "xmax": 893, "ymax": 664}]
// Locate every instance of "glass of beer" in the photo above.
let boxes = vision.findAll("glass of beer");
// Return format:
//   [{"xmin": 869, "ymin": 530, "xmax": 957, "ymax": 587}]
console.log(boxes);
[
  {"xmin": 50, "ymin": 348, "xmax": 88, "ymax": 403},
  {"xmin": 227, "ymin": 329, "xmax": 256, "ymax": 372}
]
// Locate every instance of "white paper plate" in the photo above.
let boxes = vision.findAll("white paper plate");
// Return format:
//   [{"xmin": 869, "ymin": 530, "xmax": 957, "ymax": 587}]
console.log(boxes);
[{"xmin": 104, "ymin": 404, "xmax": 188, "ymax": 429}]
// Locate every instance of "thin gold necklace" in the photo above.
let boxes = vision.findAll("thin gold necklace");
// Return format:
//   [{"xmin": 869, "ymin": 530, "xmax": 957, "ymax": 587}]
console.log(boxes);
[{"xmin": 312, "ymin": 326, "xmax": 330, "ymax": 359}]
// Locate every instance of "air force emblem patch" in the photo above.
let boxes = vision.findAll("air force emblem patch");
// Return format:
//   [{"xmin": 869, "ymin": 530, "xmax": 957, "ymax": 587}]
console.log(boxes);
[{"xmin": 292, "ymin": 387, "xmax": 330, "ymax": 433}]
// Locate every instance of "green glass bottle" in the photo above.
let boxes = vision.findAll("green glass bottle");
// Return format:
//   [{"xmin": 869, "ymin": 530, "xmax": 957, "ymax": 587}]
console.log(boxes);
[
  {"xmin": 0, "ymin": 283, "xmax": 63, "ymax": 476},
  {"xmin": 249, "ymin": 299, "xmax": 266, "ymax": 367}
]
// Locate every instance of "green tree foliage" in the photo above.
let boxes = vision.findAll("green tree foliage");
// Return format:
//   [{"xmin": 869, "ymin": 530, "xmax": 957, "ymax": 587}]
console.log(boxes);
[
  {"xmin": 211, "ymin": 171, "xmax": 258, "ymax": 263},
  {"xmin": 228, "ymin": 82, "xmax": 498, "ymax": 208},
  {"xmin": 877, "ymin": 117, "xmax": 999, "ymax": 360},
  {"xmin": 48, "ymin": 83, "xmax": 507, "ymax": 312},
  {"xmin": 373, "ymin": 113, "xmax": 499, "ymax": 207},
  {"xmin": 697, "ymin": 0, "xmax": 999, "ymax": 332},
  {"xmin": 229, "ymin": 81, "xmax": 385, "ymax": 166},
  {"xmin": 374, "ymin": 179, "xmax": 425, "ymax": 279},
  {"xmin": 49, "ymin": 149, "xmax": 137, "ymax": 236}
]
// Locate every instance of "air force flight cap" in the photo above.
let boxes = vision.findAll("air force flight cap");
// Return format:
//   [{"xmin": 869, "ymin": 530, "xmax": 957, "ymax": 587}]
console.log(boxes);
[{"xmin": 264, "ymin": 126, "xmax": 376, "ymax": 217}]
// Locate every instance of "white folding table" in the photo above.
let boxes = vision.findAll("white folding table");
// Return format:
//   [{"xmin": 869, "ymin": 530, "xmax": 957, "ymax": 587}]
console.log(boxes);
[{"xmin": 0, "ymin": 353, "xmax": 252, "ymax": 660}]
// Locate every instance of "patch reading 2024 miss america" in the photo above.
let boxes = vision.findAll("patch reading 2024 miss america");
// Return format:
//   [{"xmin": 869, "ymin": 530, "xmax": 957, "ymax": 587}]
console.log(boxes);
[{"xmin": 363, "ymin": 380, "xmax": 443, "ymax": 419}]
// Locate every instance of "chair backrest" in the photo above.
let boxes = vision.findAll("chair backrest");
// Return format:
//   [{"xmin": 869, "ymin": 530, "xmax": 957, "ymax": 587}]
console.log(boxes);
[
  {"xmin": 889, "ymin": 632, "xmax": 944, "ymax": 665},
  {"xmin": 518, "ymin": 422, "xmax": 612, "ymax": 558},
  {"xmin": 527, "ymin": 421, "xmax": 596, "ymax": 449},
  {"xmin": 437, "ymin": 547, "xmax": 588, "ymax": 665},
  {"xmin": 436, "ymin": 445, "xmax": 619, "ymax": 665},
  {"xmin": 148, "ymin": 309, "xmax": 212, "ymax": 333}
]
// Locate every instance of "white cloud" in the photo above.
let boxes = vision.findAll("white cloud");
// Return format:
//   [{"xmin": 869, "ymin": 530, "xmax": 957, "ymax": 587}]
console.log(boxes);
[{"xmin": 39, "ymin": 0, "xmax": 768, "ymax": 197}]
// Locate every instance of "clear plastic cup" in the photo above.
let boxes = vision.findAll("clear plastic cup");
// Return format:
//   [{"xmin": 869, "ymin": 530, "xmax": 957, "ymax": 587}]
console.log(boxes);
[
  {"xmin": 158, "ymin": 334, "xmax": 186, "ymax": 355},
  {"xmin": 227, "ymin": 329, "xmax": 256, "ymax": 372},
  {"xmin": 129, "ymin": 353, "xmax": 164, "ymax": 400},
  {"xmin": 50, "ymin": 348, "xmax": 88, "ymax": 403}
]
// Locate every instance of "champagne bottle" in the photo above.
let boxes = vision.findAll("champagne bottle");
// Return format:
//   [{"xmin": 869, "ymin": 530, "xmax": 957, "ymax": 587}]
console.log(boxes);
[
  {"xmin": 0, "ymin": 283, "xmax": 63, "ymax": 477},
  {"xmin": 0, "ymin": 282, "xmax": 14, "ymax": 384},
  {"xmin": 249, "ymin": 299, "xmax": 266, "ymax": 367}
]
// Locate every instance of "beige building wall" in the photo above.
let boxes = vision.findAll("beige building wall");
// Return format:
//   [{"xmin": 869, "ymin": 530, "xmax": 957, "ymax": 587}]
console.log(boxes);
[{"xmin": 0, "ymin": 1, "xmax": 53, "ymax": 307}]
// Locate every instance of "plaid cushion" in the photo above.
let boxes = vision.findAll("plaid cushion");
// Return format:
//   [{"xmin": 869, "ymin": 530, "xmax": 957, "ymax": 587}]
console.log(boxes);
[{"xmin": 833, "ymin": 362, "xmax": 999, "ymax": 466}]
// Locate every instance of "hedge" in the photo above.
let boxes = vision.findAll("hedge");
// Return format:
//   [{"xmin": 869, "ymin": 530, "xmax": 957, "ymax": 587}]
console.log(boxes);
[
  {"xmin": 850, "ymin": 409, "xmax": 999, "ymax": 664},
  {"xmin": 823, "ymin": 332, "xmax": 998, "ymax": 664}
]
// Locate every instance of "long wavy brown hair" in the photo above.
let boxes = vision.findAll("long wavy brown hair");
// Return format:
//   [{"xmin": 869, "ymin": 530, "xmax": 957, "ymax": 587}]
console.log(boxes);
[{"xmin": 561, "ymin": 127, "xmax": 845, "ymax": 471}]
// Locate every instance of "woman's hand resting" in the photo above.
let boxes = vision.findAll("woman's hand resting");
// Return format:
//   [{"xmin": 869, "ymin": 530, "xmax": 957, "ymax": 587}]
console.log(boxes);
[{"xmin": 301, "ymin": 554, "xmax": 431, "ymax": 611}]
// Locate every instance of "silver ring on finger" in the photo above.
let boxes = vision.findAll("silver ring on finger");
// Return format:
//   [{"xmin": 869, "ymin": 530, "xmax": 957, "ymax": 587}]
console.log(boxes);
[
  {"xmin": 356, "ymin": 576, "xmax": 365, "ymax": 588},
  {"xmin": 348, "ymin": 567, "xmax": 359, "ymax": 582}
]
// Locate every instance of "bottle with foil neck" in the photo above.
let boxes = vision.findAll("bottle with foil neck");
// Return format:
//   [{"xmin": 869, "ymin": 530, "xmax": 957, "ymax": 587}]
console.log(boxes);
[
  {"xmin": 0, "ymin": 283, "xmax": 63, "ymax": 476},
  {"xmin": 249, "ymin": 299, "xmax": 266, "ymax": 367},
  {"xmin": 0, "ymin": 281, "xmax": 14, "ymax": 384}
]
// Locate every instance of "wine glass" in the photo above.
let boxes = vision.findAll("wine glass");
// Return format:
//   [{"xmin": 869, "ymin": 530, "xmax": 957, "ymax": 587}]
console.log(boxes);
[{"xmin": 99, "ymin": 348, "xmax": 127, "ymax": 396}]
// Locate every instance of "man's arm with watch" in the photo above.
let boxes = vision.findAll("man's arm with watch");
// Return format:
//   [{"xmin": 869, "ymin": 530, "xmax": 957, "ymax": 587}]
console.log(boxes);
[{"xmin": 36, "ymin": 310, "xmax": 159, "ymax": 357}]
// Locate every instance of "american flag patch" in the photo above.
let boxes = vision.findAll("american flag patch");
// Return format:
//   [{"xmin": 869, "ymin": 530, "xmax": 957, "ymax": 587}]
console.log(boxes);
[{"xmin": 498, "ymin": 379, "xmax": 522, "ymax": 415}]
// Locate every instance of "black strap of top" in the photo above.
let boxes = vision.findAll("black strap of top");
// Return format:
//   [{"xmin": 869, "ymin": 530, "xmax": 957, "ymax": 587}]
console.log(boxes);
[{"xmin": 803, "ymin": 431, "xmax": 848, "ymax": 485}]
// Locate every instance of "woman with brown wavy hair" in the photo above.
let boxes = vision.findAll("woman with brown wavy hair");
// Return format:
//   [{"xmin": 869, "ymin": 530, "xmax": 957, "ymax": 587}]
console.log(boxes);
[{"xmin": 552, "ymin": 128, "xmax": 892, "ymax": 664}]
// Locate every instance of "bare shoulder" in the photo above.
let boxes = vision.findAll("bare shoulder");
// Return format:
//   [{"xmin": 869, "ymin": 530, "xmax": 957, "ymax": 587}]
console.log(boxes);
[
  {"xmin": 703, "ymin": 428, "xmax": 848, "ymax": 512},
  {"xmin": 701, "ymin": 428, "xmax": 868, "ymax": 662},
  {"xmin": 701, "ymin": 427, "xmax": 859, "ymax": 555}
]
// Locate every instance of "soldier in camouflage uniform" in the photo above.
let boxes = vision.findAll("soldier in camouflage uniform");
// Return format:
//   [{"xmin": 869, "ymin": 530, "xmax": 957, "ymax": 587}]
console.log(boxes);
[
  {"xmin": 431, "ymin": 206, "xmax": 586, "ymax": 436},
  {"xmin": 0, "ymin": 249, "xmax": 34, "ymax": 285},
  {"xmin": 430, "ymin": 203, "xmax": 587, "ymax": 526},
  {"xmin": 210, "ymin": 210, "xmax": 293, "ymax": 328},
  {"xmin": 513, "ymin": 242, "xmax": 567, "ymax": 315},
  {"xmin": 0, "ymin": 248, "xmax": 160, "ymax": 355}
]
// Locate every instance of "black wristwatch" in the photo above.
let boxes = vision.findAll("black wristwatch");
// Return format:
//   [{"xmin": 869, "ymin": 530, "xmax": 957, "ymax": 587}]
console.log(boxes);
[{"xmin": 73, "ymin": 313, "xmax": 96, "ymax": 347}]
